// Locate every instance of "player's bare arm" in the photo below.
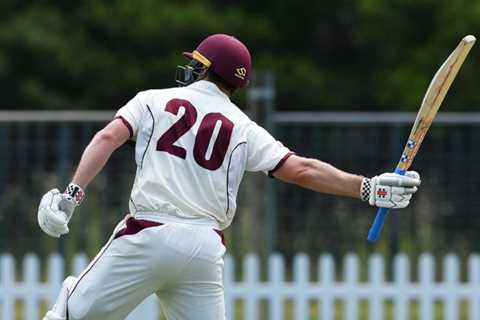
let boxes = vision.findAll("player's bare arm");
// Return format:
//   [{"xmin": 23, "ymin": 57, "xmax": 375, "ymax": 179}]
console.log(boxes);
[
  {"xmin": 273, "ymin": 155, "xmax": 362, "ymax": 198},
  {"xmin": 37, "ymin": 118, "xmax": 130, "ymax": 238},
  {"xmin": 273, "ymin": 155, "xmax": 421, "ymax": 209},
  {"xmin": 72, "ymin": 118, "xmax": 130, "ymax": 189}
]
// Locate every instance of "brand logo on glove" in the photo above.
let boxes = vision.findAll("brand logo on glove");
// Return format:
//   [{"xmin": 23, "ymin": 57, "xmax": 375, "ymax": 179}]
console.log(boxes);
[{"xmin": 377, "ymin": 188, "xmax": 388, "ymax": 198}]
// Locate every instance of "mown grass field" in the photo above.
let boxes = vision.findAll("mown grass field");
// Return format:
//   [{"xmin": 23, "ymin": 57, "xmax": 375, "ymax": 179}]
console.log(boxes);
[{"xmin": 13, "ymin": 299, "xmax": 470, "ymax": 320}]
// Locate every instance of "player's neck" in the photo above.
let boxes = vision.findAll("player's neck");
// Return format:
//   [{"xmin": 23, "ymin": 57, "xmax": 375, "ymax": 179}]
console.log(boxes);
[
  {"xmin": 203, "ymin": 76, "xmax": 234, "ymax": 97},
  {"xmin": 215, "ymin": 83, "xmax": 232, "ymax": 97}
]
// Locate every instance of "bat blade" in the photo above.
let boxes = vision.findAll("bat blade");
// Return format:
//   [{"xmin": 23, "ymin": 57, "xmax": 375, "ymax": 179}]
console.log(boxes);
[
  {"xmin": 367, "ymin": 35, "xmax": 476, "ymax": 242},
  {"xmin": 397, "ymin": 35, "xmax": 476, "ymax": 172}
]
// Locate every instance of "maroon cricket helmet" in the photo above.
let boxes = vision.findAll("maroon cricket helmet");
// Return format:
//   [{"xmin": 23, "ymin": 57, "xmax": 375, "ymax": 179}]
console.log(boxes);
[{"xmin": 183, "ymin": 34, "xmax": 252, "ymax": 88}]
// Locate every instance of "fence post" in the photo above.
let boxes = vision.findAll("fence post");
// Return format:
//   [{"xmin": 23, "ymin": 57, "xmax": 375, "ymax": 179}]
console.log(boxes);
[
  {"xmin": 244, "ymin": 254, "xmax": 260, "ymax": 320},
  {"xmin": 47, "ymin": 254, "xmax": 64, "ymax": 306},
  {"xmin": 344, "ymin": 254, "xmax": 359, "ymax": 320},
  {"xmin": 268, "ymin": 254, "xmax": 285, "ymax": 320},
  {"xmin": 444, "ymin": 254, "xmax": 459, "ymax": 320},
  {"xmin": 72, "ymin": 254, "xmax": 89, "ymax": 276},
  {"xmin": 24, "ymin": 254, "xmax": 40, "ymax": 320},
  {"xmin": 293, "ymin": 254, "xmax": 309, "ymax": 320},
  {"xmin": 369, "ymin": 254, "xmax": 385, "ymax": 320},
  {"xmin": 1, "ymin": 254, "xmax": 15, "ymax": 320},
  {"xmin": 319, "ymin": 254, "xmax": 335, "ymax": 320},
  {"xmin": 419, "ymin": 254, "xmax": 434, "ymax": 320},
  {"xmin": 468, "ymin": 254, "xmax": 480, "ymax": 320},
  {"xmin": 393, "ymin": 254, "xmax": 409, "ymax": 320}
]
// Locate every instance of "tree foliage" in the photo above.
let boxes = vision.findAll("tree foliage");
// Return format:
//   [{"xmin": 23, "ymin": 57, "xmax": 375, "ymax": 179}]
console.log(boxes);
[{"xmin": 0, "ymin": 0, "xmax": 478, "ymax": 111}]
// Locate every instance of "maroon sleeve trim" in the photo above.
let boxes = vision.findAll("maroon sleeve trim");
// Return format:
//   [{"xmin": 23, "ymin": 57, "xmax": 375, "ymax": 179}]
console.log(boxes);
[
  {"xmin": 114, "ymin": 116, "xmax": 134, "ymax": 138},
  {"xmin": 268, "ymin": 152, "xmax": 295, "ymax": 178}
]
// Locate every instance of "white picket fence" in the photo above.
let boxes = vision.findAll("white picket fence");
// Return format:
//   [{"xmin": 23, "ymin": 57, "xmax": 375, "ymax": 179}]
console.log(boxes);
[{"xmin": 1, "ymin": 253, "xmax": 480, "ymax": 320}]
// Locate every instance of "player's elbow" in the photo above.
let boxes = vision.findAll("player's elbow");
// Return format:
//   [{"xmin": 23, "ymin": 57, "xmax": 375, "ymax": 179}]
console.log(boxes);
[
  {"xmin": 275, "ymin": 156, "xmax": 317, "ymax": 186},
  {"xmin": 95, "ymin": 129, "xmax": 115, "ymax": 142},
  {"xmin": 92, "ymin": 128, "xmax": 120, "ymax": 146},
  {"xmin": 291, "ymin": 158, "xmax": 318, "ymax": 185}
]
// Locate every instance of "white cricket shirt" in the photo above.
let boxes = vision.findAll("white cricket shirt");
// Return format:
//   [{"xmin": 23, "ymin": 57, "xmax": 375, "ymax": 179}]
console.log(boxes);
[{"xmin": 115, "ymin": 80, "xmax": 292, "ymax": 230}]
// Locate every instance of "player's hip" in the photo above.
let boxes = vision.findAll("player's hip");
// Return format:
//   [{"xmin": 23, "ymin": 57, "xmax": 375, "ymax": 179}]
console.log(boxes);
[{"xmin": 113, "ymin": 215, "xmax": 226, "ymax": 262}]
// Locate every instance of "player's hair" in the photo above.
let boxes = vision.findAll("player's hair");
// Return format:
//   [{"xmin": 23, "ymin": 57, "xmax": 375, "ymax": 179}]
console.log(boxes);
[{"xmin": 206, "ymin": 70, "xmax": 236, "ymax": 95}]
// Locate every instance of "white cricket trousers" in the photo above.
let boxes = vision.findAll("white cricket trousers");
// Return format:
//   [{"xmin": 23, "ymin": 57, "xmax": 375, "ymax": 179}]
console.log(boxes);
[{"xmin": 67, "ymin": 216, "xmax": 227, "ymax": 320}]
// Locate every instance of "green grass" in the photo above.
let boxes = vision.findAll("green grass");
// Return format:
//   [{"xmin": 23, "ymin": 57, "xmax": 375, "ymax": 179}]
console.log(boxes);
[
  {"xmin": 230, "ymin": 299, "xmax": 471, "ymax": 320},
  {"xmin": 15, "ymin": 299, "xmax": 472, "ymax": 319}
]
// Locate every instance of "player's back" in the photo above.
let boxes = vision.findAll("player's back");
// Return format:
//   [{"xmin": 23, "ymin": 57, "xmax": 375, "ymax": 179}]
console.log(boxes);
[{"xmin": 116, "ymin": 80, "xmax": 290, "ymax": 230}]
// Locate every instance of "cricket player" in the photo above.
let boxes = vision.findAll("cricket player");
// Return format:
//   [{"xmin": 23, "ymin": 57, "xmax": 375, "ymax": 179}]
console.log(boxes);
[{"xmin": 37, "ymin": 34, "xmax": 421, "ymax": 320}]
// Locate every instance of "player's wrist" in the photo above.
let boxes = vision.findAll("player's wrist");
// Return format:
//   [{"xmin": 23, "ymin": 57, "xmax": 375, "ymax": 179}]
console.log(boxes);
[
  {"xmin": 64, "ymin": 182, "xmax": 85, "ymax": 206},
  {"xmin": 360, "ymin": 177, "xmax": 372, "ymax": 202}
]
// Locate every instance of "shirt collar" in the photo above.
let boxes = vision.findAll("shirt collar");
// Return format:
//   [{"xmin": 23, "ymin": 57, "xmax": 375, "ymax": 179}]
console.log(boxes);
[{"xmin": 187, "ymin": 80, "xmax": 230, "ymax": 100}]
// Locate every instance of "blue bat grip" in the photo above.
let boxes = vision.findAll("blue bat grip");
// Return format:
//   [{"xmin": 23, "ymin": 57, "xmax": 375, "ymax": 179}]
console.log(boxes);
[{"xmin": 367, "ymin": 167, "xmax": 406, "ymax": 242}]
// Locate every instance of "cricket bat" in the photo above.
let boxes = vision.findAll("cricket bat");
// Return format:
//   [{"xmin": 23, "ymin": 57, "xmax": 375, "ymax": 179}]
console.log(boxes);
[{"xmin": 367, "ymin": 35, "xmax": 476, "ymax": 242}]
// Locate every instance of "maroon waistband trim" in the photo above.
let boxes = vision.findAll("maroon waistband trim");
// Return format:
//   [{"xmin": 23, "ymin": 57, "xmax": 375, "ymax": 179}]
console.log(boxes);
[
  {"xmin": 114, "ymin": 217, "xmax": 163, "ymax": 239},
  {"xmin": 114, "ymin": 216, "xmax": 226, "ymax": 247},
  {"xmin": 214, "ymin": 229, "xmax": 226, "ymax": 246}
]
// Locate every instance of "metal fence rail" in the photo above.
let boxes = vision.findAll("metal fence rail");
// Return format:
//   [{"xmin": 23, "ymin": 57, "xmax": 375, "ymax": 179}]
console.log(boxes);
[
  {"xmin": 1, "ymin": 253, "xmax": 480, "ymax": 320},
  {"xmin": 0, "ymin": 111, "xmax": 115, "ymax": 122},
  {"xmin": 4, "ymin": 110, "xmax": 480, "ymax": 123},
  {"xmin": 272, "ymin": 112, "xmax": 480, "ymax": 124}
]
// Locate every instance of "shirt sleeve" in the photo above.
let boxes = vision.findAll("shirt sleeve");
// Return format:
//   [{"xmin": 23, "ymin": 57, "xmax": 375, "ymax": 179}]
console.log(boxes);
[
  {"xmin": 114, "ymin": 92, "xmax": 146, "ymax": 138},
  {"xmin": 245, "ymin": 121, "xmax": 294, "ymax": 176}
]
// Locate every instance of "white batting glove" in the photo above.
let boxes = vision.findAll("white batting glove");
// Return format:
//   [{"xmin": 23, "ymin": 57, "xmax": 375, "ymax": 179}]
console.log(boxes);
[
  {"xmin": 37, "ymin": 183, "xmax": 85, "ymax": 238},
  {"xmin": 361, "ymin": 171, "xmax": 420, "ymax": 209}
]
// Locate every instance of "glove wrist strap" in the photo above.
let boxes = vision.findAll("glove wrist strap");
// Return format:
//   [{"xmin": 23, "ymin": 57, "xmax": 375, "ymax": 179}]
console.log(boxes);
[
  {"xmin": 360, "ymin": 178, "xmax": 372, "ymax": 202},
  {"xmin": 64, "ymin": 183, "xmax": 85, "ymax": 206}
]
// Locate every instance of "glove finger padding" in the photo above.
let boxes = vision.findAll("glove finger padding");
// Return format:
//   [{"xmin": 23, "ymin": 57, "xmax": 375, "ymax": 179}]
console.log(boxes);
[
  {"xmin": 38, "ymin": 206, "xmax": 69, "ymax": 238},
  {"xmin": 39, "ymin": 189, "xmax": 60, "ymax": 208},
  {"xmin": 377, "ymin": 173, "xmax": 421, "ymax": 187},
  {"xmin": 38, "ymin": 189, "xmax": 70, "ymax": 238},
  {"xmin": 38, "ymin": 216, "xmax": 61, "ymax": 238},
  {"xmin": 396, "ymin": 186, "xmax": 418, "ymax": 195},
  {"xmin": 405, "ymin": 170, "xmax": 420, "ymax": 180},
  {"xmin": 390, "ymin": 193, "xmax": 412, "ymax": 203},
  {"xmin": 391, "ymin": 186, "xmax": 417, "ymax": 196},
  {"xmin": 38, "ymin": 209, "xmax": 65, "ymax": 238}
]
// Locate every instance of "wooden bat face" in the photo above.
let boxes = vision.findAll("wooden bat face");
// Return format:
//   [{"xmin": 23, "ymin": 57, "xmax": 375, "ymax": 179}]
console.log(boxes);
[
  {"xmin": 397, "ymin": 35, "xmax": 476, "ymax": 172},
  {"xmin": 368, "ymin": 35, "xmax": 476, "ymax": 242}
]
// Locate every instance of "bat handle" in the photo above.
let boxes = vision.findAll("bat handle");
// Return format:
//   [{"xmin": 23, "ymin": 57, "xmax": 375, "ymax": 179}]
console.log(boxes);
[{"xmin": 367, "ymin": 168, "xmax": 406, "ymax": 242}]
